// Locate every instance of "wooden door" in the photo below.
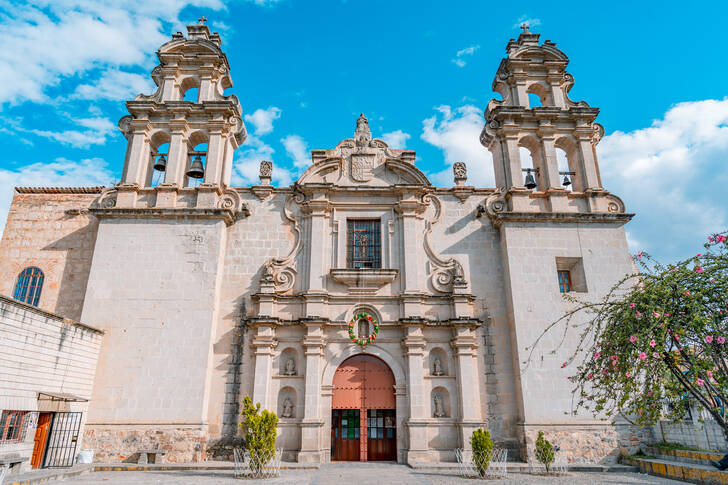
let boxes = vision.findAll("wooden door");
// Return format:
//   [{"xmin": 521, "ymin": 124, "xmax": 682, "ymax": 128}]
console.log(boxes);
[
  {"xmin": 331, "ymin": 409, "xmax": 360, "ymax": 461},
  {"xmin": 31, "ymin": 413, "xmax": 52, "ymax": 468},
  {"xmin": 367, "ymin": 409, "xmax": 396, "ymax": 461}
]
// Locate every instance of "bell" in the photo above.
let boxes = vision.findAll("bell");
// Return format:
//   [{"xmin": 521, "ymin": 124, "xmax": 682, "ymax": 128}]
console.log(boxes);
[
  {"xmin": 524, "ymin": 171, "xmax": 537, "ymax": 190},
  {"xmin": 186, "ymin": 155, "xmax": 205, "ymax": 179},
  {"xmin": 562, "ymin": 173, "xmax": 572, "ymax": 186},
  {"xmin": 153, "ymin": 154, "xmax": 167, "ymax": 172}
]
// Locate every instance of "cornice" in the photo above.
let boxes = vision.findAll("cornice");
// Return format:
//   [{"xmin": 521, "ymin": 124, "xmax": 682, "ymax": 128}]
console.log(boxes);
[
  {"xmin": 89, "ymin": 207, "xmax": 246, "ymax": 226},
  {"xmin": 488, "ymin": 211, "xmax": 634, "ymax": 228}
]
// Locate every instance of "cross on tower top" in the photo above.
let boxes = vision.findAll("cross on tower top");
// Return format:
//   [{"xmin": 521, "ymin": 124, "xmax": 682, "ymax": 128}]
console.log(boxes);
[
  {"xmin": 198, "ymin": 16, "xmax": 207, "ymax": 24},
  {"xmin": 520, "ymin": 23, "xmax": 530, "ymax": 33}
]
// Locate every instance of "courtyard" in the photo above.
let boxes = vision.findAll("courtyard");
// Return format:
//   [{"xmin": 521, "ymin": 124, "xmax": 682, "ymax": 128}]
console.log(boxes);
[{"xmin": 44, "ymin": 463, "xmax": 686, "ymax": 485}]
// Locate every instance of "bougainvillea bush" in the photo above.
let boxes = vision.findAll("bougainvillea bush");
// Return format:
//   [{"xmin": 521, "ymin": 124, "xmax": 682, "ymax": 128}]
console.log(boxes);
[{"xmin": 531, "ymin": 233, "xmax": 728, "ymax": 438}]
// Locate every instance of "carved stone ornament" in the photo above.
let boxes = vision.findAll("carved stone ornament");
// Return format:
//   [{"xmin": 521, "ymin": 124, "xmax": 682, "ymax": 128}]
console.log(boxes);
[
  {"xmin": 94, "ymin": 188, "xmax": 118, "ymax": 209},
  {"xmin": 260, "ymin": 160, "xmax": 273, "ymax": 177},
  {"xmin": 260, "ymin": 191, "xmax": 304, "ymax": 293},
  {"xmin": 453, "ymin": 161, "xmax": 467, "ymax": 186},
  {"xmin": 351, "ymin": 154, "xmax": 375, "ymax": 182},
  {"xmin": 422, "ymin": 193, "xmax": 469, "ymax": 293},
  {"xmin": 591, "ymin": 123, "xmax": 605, "ymax": 145},
  {"xmin": 284, "ymin": 358, "xmax": 296, "ymax": 376},
  {"xmin": 355, "ymin": 113, "xmax": 372, "ymax": 147},
  {"xmin": 118, "ymin": 115, "xmax": 133, "ymax": 137},
  {"xmin": 433, "ymin": 394, "xmax": 445, "ymax": 418},
  {"xmin": 218, "ymin": 189, "xmax": 249, "ymax": 221},
  {"xmin": 282, "ymin": 398, "xmax": 294, "ymax": 418}
]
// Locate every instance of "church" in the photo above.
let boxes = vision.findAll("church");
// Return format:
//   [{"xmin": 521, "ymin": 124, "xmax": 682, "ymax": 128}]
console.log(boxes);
[{"xmin": 0, "ymin": 20, "xmax": 640, "ymax": 467}]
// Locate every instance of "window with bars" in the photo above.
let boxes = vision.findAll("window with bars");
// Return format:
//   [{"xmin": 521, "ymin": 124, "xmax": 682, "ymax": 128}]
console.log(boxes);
[
  {"xmin": 557, "ymin": 270, "xmax": 572, "ymax": 293},
  {"xmin": 347, "ymin": 219, "xmax": 381, "ymax": 269},
  {"xmin": 13, "ymin": 267, "xmax": 44, "ymax": 306},
  {"xmin": 0, "ymin": 411, "xmax": 28, "ymax": 443}
]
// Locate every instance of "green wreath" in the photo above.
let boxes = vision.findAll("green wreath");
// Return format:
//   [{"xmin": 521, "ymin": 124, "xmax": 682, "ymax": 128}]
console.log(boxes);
[{"xmin": 348, "ymin": 312, "xmax": 380, "ymax": 347}]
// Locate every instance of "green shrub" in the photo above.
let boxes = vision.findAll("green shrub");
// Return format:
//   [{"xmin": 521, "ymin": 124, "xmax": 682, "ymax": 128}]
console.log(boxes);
[
  {"xmin": 535, "ymin": 431, "xmax": 555, "ymax": 473},
  {"xmin": 470, "ymin": 428, "xmax": 494, "ymax": 477},
  {"xmin": 240, "ymin": 396, "xmax": 278, "ymax": 475}
]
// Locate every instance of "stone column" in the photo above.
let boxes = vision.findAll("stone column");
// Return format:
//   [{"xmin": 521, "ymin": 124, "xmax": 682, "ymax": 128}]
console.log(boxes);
[
  {"xmin": 162, "ymin": 121, "xmax": 189, "ymax": 187},
  {"xmin": 203, "ymin": 126, "xmax": 225, "ymax": 185},
  {"xmin": 251, "ymin": 324, "xmax": 277, "ymax": 411},
  {"xmin": 299, "ymin": 322, "xmax": 326, "ymax": 463},
  {"xmin": 503, "ymin": 132, "xmax": 523, "ymax": 189},
  {"xmin": 575, "ymin": 129, "xmax": 602, "ymax": 190},
  {"xmin": 198, "ymin": 73, "xmax": 214, "ymax": 102},
  {"xmin": 403, "ymin": 323, "xmax": 428, "ymax": 465},
  {"xmin": 452, "ymin": 325, "xmax": 482, "ymax": 449},
  {"xmin": 304, "ymin": 196, "xmax": 330, "ymax": 317},
  {"xmin": 396, "ymin": 196, "xmax": 425, "ymax": 316},
  {"xmin": 120, "ymin": 121, "xmax": 151, "ymax": 186}
]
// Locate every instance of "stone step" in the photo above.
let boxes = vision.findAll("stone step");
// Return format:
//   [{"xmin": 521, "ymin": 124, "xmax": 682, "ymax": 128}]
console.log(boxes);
[
  {"xmin": 624, "ymin": 456, "xmax": 728, "ymax": 485},
  {"xmin": 409, "ymin": 461, "xmax": 638, "ymax": 473},
  {"xmin": 5, "ymin": 464, "xmax": 92, "ymax": 485},
  {"xmin": 644, "ymin": 446, "xmax": 724, "ymax": 466}
]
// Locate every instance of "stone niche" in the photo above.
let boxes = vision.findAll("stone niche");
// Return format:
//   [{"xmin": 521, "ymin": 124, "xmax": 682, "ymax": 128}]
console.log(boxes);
[
  {"xmin": 278, "ymin": 386, "xmax": 297, "ymax": 419},
  {"xmin": 278, "ymin": 347, "xmax": 299, "ymax": 376},
  {"xmin": 431, "ymin": 387, "xmax": 450, "ymax": 418},
  {"xmin": 429, "ymin": 347, "xmax": 449, "ymax": 376}
]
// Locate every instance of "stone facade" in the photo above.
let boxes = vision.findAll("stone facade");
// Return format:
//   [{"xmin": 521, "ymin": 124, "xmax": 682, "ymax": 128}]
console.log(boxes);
[
  {"xmin": 0, "ymin": 22, "xmax": 646, "ymax": 466},
  {"xmin": 0, "ymin": 295, "xmax": 103, "ymax": 473}
]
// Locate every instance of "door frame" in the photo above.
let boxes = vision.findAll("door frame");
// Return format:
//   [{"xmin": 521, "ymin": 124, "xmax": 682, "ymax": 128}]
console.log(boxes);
[{"xmin": 31, "ymin": 412, "xmax": 52, "ymax": 469}]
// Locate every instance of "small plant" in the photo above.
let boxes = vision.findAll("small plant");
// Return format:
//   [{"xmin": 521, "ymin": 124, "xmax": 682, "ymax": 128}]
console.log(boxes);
[
  {"xmin": 535, "ymin": 431, "xmax": 555, "ymax": 473},
  {"xmin": 470, "ymin": 428, "xmax": 494, "ymax": 477},
  {"xmin": 240, "ymin": 396, "xmax": 278, "ymax": 476}
]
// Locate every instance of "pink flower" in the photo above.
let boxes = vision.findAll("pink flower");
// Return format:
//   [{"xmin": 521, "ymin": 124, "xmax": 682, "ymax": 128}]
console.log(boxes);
[
  {"xmin": 612, "ymin": 360, "xmax": 618, "ymax": 366},
  {"xmin": 650, "ymin": 340, "xmax": 657, "ymax": 347},
  {"xmin": 588, "ymin": 373, "xmax": 594, "ymax": 380},
  {"xmin": 629, "ymin": 302, "xmax": 636, "ymax": 308},
  {"xmin": 705, "ymin": 336, "xmax": 714, "ymax": 343},
  {"xmin": 635, "ymin": 311, "xmax": 642, "ymax": 317},
  {"xmin": 675, "ymin": 335, "xmax": 681, "ymax": 343},
  {"xmin": 696, "ymin": 266, "xmax": 704, "ymax": 273},
  {"xmin": 625, "ymin": 372, "xmax": 632, "ymax": 378},
  {"xmin": 611, "ymin": 355, "xmax": 618, "ymax": 360},
  {"xmin": 637, "ymin": 252, "xmax": 643, "ymax": 258},
  {"xmin": 594, "ymin": 352, "xmax": 601, "ymax": 359},
  {"xmin": 718, "ymin": 336, "xmax": 726, "ymax": 344},
  {"xmin": 630, "ymin": 335, "xmax": 637, "ymax": 343},
  {"xmin": 697, "ymin": 253, "xmax": 702, "ymax": 257},
  {"xmin": 653, "ymin": 352, "xmax": 660, "ymax": 358},
  {"xmin": 602, "ymin": 369, "xmax": 608, "ymax": 375},
  {"xmin": 561, "ymin": 362, "xmax": 567, "ymax": 368},
  {"xmin": 639, "ymin": 352, "xmax": 647, "ymax": 360},
  {"xmin": 685, "ymin": 291, "xmax": 691, "ymax": 297},
  {"xmin": 709, "ymin": 236, "xmax": 715, "ymax": 243},
  {"xmin": 665, "ymin": 313, "xmax": 671, "ymax": 317},
  {"xmin": 697, "ymin": 378, "xmax": 705, "ymax": 386},
  {"xmin": 647, "ymin": 391, "xmax": 653, "ymax": 396},
  {"xmin": 707, "ymin": 370, "xmax": 713, "ymax": 378},
  {"xmin": 638, "ymin": 409, "xmax": 642, "ymax": 415},
  {"xmin": 652, "ymin": 311, "xmax": 661, "ymax": 318},
  {"xmin": 718, "ymin": 235, "xmax": 726, "ymax": 243}
]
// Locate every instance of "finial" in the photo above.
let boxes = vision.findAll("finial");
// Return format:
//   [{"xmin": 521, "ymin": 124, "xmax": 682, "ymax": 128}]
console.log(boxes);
[
  {"xmin": 520, "ymin": 23, "xmax": 530, "ymax": 33},
  {"xmin": 355, "ymin": 113, "xmax": 371, "ymax": 147},
  {"xmin": 198, "ymin": 16, "xmax": 208, "ymax": 24}
]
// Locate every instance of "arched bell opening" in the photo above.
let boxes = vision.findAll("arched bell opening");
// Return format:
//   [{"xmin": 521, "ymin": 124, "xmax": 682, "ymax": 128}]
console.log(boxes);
[
  {"xmin": 331, "ymin": 354, "xmax": 396, "ymax": 462},
  {"xmin": 555, "ymin": 136, "xmax": 583, "ymax": 192},
  {"xmin": 526, "ymin": 82, "xmax": 551, "ymax": 108},
  {"xmin": 518, "ymin": 135, "xmax": 543, "ymax": 191},
  {"xmin": 186, "ymin": 131, "xmax": 209, "ymax": 188},
  {"xmin": 179, "ymin": 76, "xmax": 200, "ymax": 103}
]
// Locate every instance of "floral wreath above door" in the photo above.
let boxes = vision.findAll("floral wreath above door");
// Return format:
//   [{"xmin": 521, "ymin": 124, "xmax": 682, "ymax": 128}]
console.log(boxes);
[{"xmin": 348, "ymin": 312, "xmax": 380, "ymax": 347}]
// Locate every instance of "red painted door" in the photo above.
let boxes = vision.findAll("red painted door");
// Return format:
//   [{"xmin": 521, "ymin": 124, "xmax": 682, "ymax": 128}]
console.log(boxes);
[
  {"xmin": 31, "ymin": 413, "xmax": 52, "ymax": 468},
  {"xmin": 332, "ymin": 354, "xmax": 396, "ymax": 461}
]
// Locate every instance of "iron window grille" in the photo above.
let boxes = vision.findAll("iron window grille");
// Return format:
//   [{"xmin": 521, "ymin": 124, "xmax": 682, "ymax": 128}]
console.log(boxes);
[
  {"xmin": 557, "ymin": 270, "xmax": 572, "ymax": 293},
  {"xmin": 13, "ymin": 266, "xmax": 44, "ymax": 307},
  {"xmin": 347, "ymin": 219, "xmax": 381, "ymax": 269},
  {"xmin": 0, "ymin": 410, "xmax": 28, "ymax": 443}
]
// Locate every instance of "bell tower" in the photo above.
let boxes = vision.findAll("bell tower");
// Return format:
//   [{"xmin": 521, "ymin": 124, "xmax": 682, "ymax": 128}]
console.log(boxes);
[
  {"xmin": 480, "ymin": 26, "xmax": 621, "ymax": 215},
  {"xmin": 116, "ymin": 17, "xmax": 247, "ymax": 211}
]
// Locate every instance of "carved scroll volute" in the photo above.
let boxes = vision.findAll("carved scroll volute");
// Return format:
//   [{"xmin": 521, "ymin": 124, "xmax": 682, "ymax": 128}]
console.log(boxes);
[
  {"xmin": 259, "ymin": 191, "xmax": 304, "ymax": 294},
  {"xmin": 421, "ymin": 193, "xmax": 469, "ymax": 294}
]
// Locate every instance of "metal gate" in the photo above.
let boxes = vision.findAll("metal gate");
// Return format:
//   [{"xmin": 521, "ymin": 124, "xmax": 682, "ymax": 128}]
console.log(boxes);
[{"xmin": 43, "ymin": 412, "xmax": 82, "ymax": 468}]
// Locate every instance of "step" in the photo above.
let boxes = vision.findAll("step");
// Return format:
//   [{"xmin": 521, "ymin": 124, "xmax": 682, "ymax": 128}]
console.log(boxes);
[
  {"xmin": 409, "ymin": 461, "xmax": 638, "ymax": 473},
  {"xmin": 5, "ymin": 464, "xmax": 92, "ymax": 485},
  {"xmin": 624, "ymin": 456, "xmax": 728, "ymax": 485},
  {"xmin": 644, "ymin": 446, "xmax": 724, "ymax": 466},
  {"xmin": 92, "ymin": 460, "xmax": 319, "ymax": 471}
]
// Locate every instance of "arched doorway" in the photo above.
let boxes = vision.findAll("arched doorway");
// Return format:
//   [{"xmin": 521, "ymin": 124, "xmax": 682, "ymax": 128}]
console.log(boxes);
[{"xmin": 331, "ymin": 354, "xmax": 396, "ymax": 461}]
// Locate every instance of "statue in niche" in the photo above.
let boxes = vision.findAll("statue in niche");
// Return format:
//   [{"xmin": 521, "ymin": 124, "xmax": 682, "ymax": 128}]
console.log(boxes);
[
  {"xmin": 433, "ymin": 393, "xmax": 446, "ymax": 418},
  {"xmin": 282, "ymin": 398, "xmax": 293, "ymax": 418},
  {"xmin": 358, "ymin": 319, "xmax": 370, "ymax": 340},
  {"xmin": 284, "ymin": 358, "xmax": 296, "ymax": 376},
  {"xmin": 433, "ymin": 357, "xmax": 444, "ymax": 376}
]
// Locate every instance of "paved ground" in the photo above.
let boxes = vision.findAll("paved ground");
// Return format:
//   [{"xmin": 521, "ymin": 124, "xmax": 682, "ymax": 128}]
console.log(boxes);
[{"xmin": 46, "ymin": 462, "xmax": 687, "ymax": 484}]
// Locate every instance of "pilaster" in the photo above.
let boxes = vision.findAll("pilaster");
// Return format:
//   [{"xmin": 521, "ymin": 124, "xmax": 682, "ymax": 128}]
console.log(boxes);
[
  {"xmin": 251, "ymin": 325, "xmax": 277, "ymax": 412},
  {"xmin": 451, "ymin": 326, "xmax": 483, "ymax": 448},
  {"xmin": 402, "ymin": 323, "xmax": 428, "ymax": 464},
  {"xmin": 298, "ymin": 322, "xmax": 326, "ymax": 463}
]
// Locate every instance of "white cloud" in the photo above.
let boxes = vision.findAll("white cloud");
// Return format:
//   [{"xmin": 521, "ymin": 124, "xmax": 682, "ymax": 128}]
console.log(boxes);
[
  {"xmin": 451, "ymin": 44, "xmax": 480, "ymax": 68},
  {"xmin": 599, "ymin": 98, "xmax": 728, "ymax": 261},
  {"xmin": 514, "ymin": 15, "xmax": 542, "ymax": 29},
  {"xmin": 421, "ymin": 105, "xmax": 493, "ymax": 187},
  {"xmin": 281, "ymin": 134, "xmax": 310, "ymax": 169},
  {"xmin": 72, "ymin": 70, "xmax": 154, "ymax": 101},
  {"xmin": 29, "ymin": 117, "xmax": 117, "ymax": 148},
  {"xmin": 381, "ymin": 130, "xmax": 410, "ymax": 149},
  {"xmin": 244, "ymin": 107, "xmax": 282, "ymax": 136},
  {"xmin": 231, "ymin": 134, "xmax": 292, "ymax": 187},
  {"xmin": 0, "ymin": 1, "xmax": 226, "ymax": 105},
  {"xmin": 0, "ymin": 157, "xmax": 116, "ymax": 237}
]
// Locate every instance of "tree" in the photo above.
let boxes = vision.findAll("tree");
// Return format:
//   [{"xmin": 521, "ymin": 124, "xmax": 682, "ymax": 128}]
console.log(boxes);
[
  {"xmin": 535, "ymin": 431, "xmax": 555, "ymax": 473},
  {"xmin": 240, "ymin": 396, "xmax": 278, "ymax": 475},
  {"xmin": 529, "ymin": 234, "xmax": 728, "ymax": 439},
  {"xmin": 470, "ymin": 428, "xmax": 494, "ymax": 477}
]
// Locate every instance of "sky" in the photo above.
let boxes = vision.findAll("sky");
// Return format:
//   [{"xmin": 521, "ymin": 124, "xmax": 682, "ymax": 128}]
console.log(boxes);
[{"xmin": 0, "ymin": 0, "xmax": 727, "ymax": 262}]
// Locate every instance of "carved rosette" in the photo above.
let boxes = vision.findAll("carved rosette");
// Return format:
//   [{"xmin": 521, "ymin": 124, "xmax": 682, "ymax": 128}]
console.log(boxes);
[{"xmin": 93, "ymin": 188, "xmax": 118, "ymax": 209}]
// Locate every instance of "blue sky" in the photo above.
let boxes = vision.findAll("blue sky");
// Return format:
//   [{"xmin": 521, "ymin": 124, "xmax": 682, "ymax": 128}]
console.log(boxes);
[{"xmin": 1, "ymin": 0, "xmax": 727, "ymax": 262}]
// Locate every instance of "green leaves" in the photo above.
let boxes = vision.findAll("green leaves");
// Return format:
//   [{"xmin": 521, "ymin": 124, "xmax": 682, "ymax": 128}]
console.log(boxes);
[
  {"xmin": 240, "ymin": 396, "xmax": 278, "ymax": 475},
  {"xmin": 471, "ymin": 428, "xmax": 494, "ymax": 477}
]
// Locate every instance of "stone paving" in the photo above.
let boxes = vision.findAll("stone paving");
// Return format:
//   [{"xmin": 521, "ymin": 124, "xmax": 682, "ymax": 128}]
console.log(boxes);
[{"xmin": 46, "ymin": 462, "xmax": 687, "ymax": 484}]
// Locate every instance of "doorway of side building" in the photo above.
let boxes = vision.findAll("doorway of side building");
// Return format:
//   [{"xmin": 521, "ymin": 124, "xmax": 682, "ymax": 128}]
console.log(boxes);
[
  {"xmin": 31, "ymin": 413, "xmax": 52, "ymax": 468},
  {"xmin": 331, "ymin": 354, "xmax": 396, "ymax": 461}
]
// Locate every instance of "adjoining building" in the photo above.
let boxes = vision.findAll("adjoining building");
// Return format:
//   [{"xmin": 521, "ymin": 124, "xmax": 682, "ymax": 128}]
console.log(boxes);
[{"xmin": 0, "ymin": 20, "xmax": 646, "ymax": 466}]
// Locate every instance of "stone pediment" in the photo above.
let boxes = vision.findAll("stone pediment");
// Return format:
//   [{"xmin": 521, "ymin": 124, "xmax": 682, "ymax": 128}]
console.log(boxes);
[{"xmin": 296, "ymin": 114, "xmax": 431, "ymax": 188}]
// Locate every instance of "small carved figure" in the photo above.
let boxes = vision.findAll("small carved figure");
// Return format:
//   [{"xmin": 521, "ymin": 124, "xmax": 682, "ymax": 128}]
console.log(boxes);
[
  {"xmin": 355, "ymin": 113, "xmax": 372, "ymax": 147},
  {"xmin": 358, "ymin": 319, "xmax": 369, "ymax": 340},
  {"xmin": 433, "ymin": 394, "xmax": 445, "ymax": 417},
  {"xmin": 284, "ymin": 358, "xmax": 296, "ymax": 376},
  {"xmin": 261, "ymin": 263, "xmax": 275, "ymax": 284},
  {"xmin": 433, "ymin": 357, "xmax": 444, "ymax": 376},
  {"xmin": 453, "ymin": 161, "xmax": 467, "ymax": 186},
  {"xmin": 282, "ymin": 398, "xmax": 293, "ymax": 418},
  {"xmin": 259, "ymin": 160, "xmax": 273, "ymax": 185}
]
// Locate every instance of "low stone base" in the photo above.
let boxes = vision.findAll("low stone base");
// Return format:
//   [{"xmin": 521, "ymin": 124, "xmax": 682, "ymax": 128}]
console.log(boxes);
[
  {"xmin": 83, "ymin": 425, "xmax": 209, "ymax": 463},
  {"xmin": 518, "ymin": 422, "xmax": 654, "ymax": 464}
]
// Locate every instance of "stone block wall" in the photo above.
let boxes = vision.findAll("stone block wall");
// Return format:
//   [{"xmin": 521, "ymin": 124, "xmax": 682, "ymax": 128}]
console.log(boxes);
[
  {"xmin": 0, "ymin": 189, "xmax": 101, "ymax": 321},
  {"xmin": 652, "ymin": 419, "xmax": 727, "ymax": 451}
]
